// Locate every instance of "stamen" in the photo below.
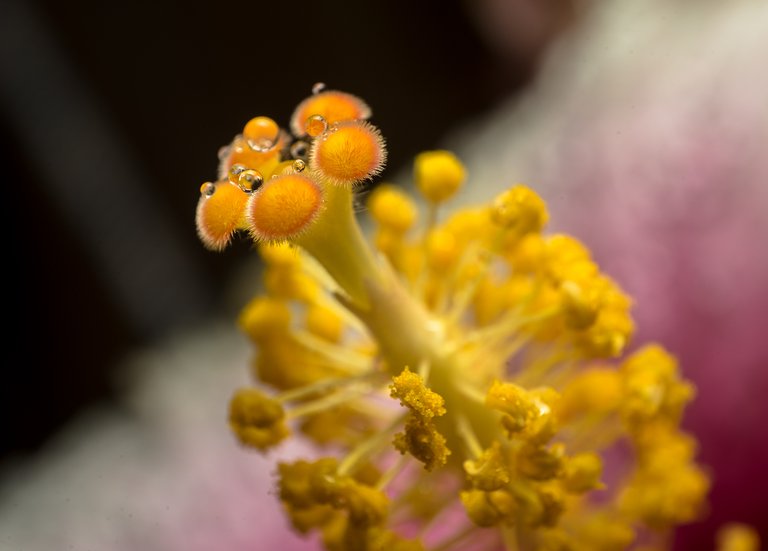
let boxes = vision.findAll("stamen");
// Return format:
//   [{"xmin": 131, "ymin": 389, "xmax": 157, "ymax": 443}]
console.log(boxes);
[
  {"xmin": 374, "ymin": 454, "xmax": 408, "ymax": 491},
  {"xmin": 277, "ymin": 372, "xmax": 380, "ymax": 404},
  {"xmin": 501, "ymin": 525, "xmax": 520, "ymax": 551},
  {"xmin": 337, "ymin": 413, "xmax": 406, "ymax": 477},
  {"xmin": 292, "ymin": 330, "xmax": 374, "ymax": 373},
  {"xmin": 456, "ymin": 413, "xmax": 483, "ymax": 459},
  {"xmin": 286, "ymin": 388, "xmax": 368, "ymax": 420},
  {"xmin": 432, "ymin": 524, "xmax": 478, "ymax": 551}
]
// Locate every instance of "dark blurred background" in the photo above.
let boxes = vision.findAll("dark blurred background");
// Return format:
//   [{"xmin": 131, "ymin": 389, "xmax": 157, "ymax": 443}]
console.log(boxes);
[{"xmin": 2, "ymin": 0, "xmax": 563, "ymax": 461}]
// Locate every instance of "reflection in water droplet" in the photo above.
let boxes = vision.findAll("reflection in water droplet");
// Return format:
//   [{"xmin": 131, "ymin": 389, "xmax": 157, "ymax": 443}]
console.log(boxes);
[
  {"xmin": 247, "ymin": 136, "xmax": 277, "ymax": 153},
  {"xmin": 292, "ymin": 159, "xmax": 306, "ymax": 172},
  {"xmin": 312, "ymin": 82, "xmax": 326, "ymax": 95},
  {"xmin": 237, "ymin": 169, "xmax": 264, "ymax": 193},
  {"xmin": 290, "ymin": 140, "xmax": 309, "ymax": 160},
  {"xmin": 228, "ymin": 163, "xmax": 247, "ymax": 185},
  {"xmin": 305, "ymin": 114, "xmax": 328, "ymax": 138},
  {"xmin": 200, "ymin": 182, "xmax": 216, "ymax": 197}
]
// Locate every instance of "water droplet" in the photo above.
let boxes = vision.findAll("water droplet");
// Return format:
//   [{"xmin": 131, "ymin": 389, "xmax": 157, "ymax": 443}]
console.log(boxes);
[
  {"xmin": 290, "ymin": 140, "xmax": 309, "ymax": 160},
  {"xmin": 243, "ymin": 117, "xmax": 281, "ymax": 152},
  {"xmin": 200, "ymin": 182, "xmax": 216, "ymax": 197},
  {"xmin": 228, "ymin": 163, "xmax": 247, "ymax": 185},
  {"xmin": 320, "ymin": 122, "xmax": 339, "ymax": 141},
  {"xmin": 292, "ymin": 159, "xmax": 306, "ymax": 172},
  {"xmin": 312, "ymin": 82, "xmax": 326, "ymax": 95},
  {"xmin": 305, "ymin": 114, "xmax": 328, "ymax": 138},
  {"xmin": 237, "ymin": 169, "xmax": 264, "ymax": 193}
]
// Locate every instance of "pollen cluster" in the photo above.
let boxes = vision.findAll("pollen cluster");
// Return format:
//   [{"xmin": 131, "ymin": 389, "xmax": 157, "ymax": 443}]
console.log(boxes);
[{"xmin": 195, "ymin": 87, "xmax": 729, "ymax": 551}]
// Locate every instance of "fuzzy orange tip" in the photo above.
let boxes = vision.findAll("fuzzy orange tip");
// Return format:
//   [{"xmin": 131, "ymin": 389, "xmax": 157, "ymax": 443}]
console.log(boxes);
[
  {"xmin": 290, "ymin": 91, "xmax": 371, "ymax": 137},
  {"xmin": 309, "ymin": 120, "xmax": 386, "ymax": 187},
  {"xmin": 196, "ymin": 181, "xmax": 249, "ymax": 251},
  {"xmin": 246, "ymin": 173, "xmax": 324, "ymax": 242}
]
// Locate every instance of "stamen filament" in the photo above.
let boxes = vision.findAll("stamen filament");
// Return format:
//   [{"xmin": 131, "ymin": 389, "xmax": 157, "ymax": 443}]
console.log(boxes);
[
  {"xmin": 337, "ymin": 413, "xmax": 406, "ymax": 477},
  {"xmin": 375, "ymin": 454, "xmax": 408, "ymax": 491},
  {"xmin": 501, "ymin": 526, "xmax": 519, "ymax": 551},
  {"xmin": 286, "ymin": 388, "xmax": 366, "ymax": 420},
  {"xmin": 277, "ymin": 372, "xmax": 380, "ymax": 403},
  {"xmin": 456, "ymin": 413, "xmax": 483, "ymax": 459},
  {"xmin": 432, "ymin": 524, "xmax": 478, "ymax": 551},
  {"xmin": 292, "ymin": 330, "xmax": 374, "ymax": 373}
]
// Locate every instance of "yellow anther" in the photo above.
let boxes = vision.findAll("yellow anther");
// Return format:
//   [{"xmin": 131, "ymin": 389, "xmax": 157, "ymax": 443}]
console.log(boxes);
[
  {"xmin": 621, "ymin": 344, "xmax": 695, "ymax": 425},
  {"xmin": 393, "ymin": 416, "xmax": 450, "ymax": 472},
  {"xmin": 390, "ymin": 367, "xmax": 446, "ymax": 419},
  {"xmin": 544, "ymin": 234, "xmax": 594, "ymax": 282},
  {"xmin": 717, "ymin": 523, "xmax": 760, "ymax": 551},
  {"xmin": 279, "ymin": 458, "xmax": 338, "ymax": 509},
  {"xmin": 306, "ymin": 304, "xmax": 344, "ymax": 342},
  {"xmin": 464, "ymin": 441, "xmax": 511, "ymax": 491},
  {"xmin": 516, "ymin": 484, "xmax": 565, "ymax": 528},
  {"xmin": 414, "ymin": 150, "xmax": 466, "ymax": 203},
  {"xmin": 310, "ymin": 120, "xmax": 386, "ymax": 187},
  {"xmin": 559, "ymin": 367, "xmax": 623, "ymax": 421},
  {"xmin": 485, "ymin": 380, "xmax": 537, "ymax": 434},
  {"xmin": 228, "ymin": 388, "xmax": 289, "ymax": 451},
  {"xmin": 238, "ymin": 297, "xmax": 292, "ymax": 341},
  {"xmin": 525, "ymin": 388, "xmax": 561, "ymax": 443},
  {"xmin": 507, "ymin": 233, "xmax": 546, "ymax": 273},
  {"xmin": 460, "ymin": 489, "xmax": 507, "ymax": 527},
  {"xmin": 563, "ymin": 452, "xmax": 603, "ymax": 493},
  {"xmin": 367, "ymin": 184, "xmax": 418, "ymax": 233},
  {"xmin": 574, "ymin": 514, "xmax": 635, "ymax": 550},
  {"xmin": 426, "ymin": 229, "xmax": 460, "ymax": 271},
  {"xmin": 517, "ymin": 443, "xmax": 565, "ymax": 481},
  {"xmin": 292, "ymin": 459, "xmax": 388, "ymax": 527},
  {"xmin": 560, "ymin": 279, "xmax": 600, "ymax": 330},
  {"xmin": 490, "ymin": 185, "xmax": 548, "ymax": 234}
]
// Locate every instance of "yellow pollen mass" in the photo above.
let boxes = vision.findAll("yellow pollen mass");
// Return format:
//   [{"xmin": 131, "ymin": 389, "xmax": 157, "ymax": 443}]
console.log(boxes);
[
  {"xmin": 367, "ymin": 184, "xmax": 418, "ymax": 233},
  {"xmin": 717, "ymin": 523, "xmax": 761, "ymax": 551},
  {"xmin": 229, "ymin": 388, "xmax": 289, "ymax": 451},
  {"xmin": 390, "ymin": 367, "xmax": 446, "ymax": 419},
  {"xmin": 414, "ymin": 150, "xmax": 466, "ymax": 203},
  {"xmin": 393, "ymin": 416, "xmax": 451, "ymax": 472},
  {"xmin": 490, "ymin": 185, "xmax": 549, "ymax": 234}
]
